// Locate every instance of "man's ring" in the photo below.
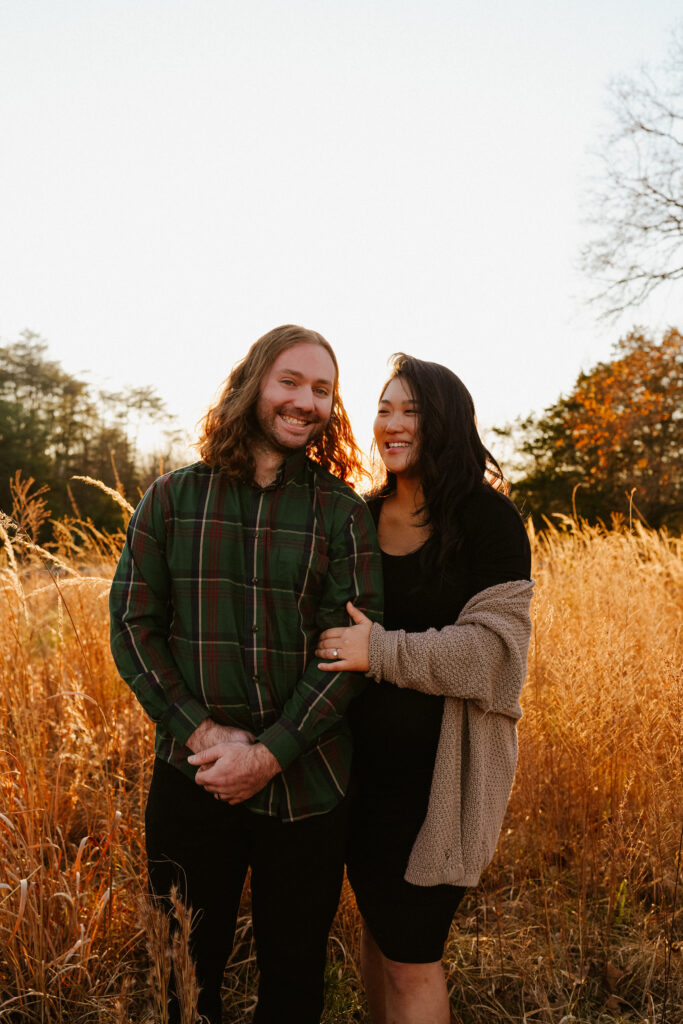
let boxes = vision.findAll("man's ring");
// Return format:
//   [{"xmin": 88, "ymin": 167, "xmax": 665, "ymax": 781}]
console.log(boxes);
[{"xmin": 332, "ymin": 648, "xmax": 339, "ymax": 659}]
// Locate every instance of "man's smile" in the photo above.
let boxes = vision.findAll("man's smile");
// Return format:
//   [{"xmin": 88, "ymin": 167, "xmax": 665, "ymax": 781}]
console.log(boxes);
[{"xmin": 280, "ymin": 413, "xmax": 314, "ymax": 427}]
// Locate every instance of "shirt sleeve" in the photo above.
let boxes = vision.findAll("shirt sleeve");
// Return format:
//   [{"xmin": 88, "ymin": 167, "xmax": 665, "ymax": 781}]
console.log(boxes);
[
  {"xmin": 109, "ymin": 479, "xmax": 210, "ymax": 745},
  {"xmin": 257, "ymin": 499, "xmax": 383, "ymax": 769}
]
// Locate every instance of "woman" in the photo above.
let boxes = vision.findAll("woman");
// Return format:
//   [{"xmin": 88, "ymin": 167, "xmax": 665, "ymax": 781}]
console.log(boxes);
[{"xmin": 315, "ymin": 354, "xmax": 533, "ymax": 1024}]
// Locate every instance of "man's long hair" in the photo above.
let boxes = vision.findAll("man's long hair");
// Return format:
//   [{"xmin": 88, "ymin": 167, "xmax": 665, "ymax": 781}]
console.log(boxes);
[{"xmin": 197, "ymin": 325, "xmax": 366, "ymax": 484}]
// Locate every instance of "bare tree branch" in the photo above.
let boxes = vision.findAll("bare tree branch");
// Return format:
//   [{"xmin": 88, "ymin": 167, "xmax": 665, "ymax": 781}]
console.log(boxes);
[{"xmin": 582, "ymin": 29, "xmax": 683, "ymax": 318}]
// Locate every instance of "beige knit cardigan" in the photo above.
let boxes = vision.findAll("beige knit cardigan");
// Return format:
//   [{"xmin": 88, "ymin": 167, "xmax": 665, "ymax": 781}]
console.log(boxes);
[{"xmin": 366, "ymin": 578, "xmax": 534, "ymax": 887}]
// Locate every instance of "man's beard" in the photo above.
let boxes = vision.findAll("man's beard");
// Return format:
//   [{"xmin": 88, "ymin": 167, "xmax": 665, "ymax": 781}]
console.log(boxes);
[{"xmin": 254, "ymin": 405, "xmax": 329, "ymax": 455}]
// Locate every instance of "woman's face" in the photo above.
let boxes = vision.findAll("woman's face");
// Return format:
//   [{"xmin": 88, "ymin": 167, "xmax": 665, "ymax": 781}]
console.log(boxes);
[{"xmin": 373, "ymin": 376, "xmax": 420, "ymax": 478}]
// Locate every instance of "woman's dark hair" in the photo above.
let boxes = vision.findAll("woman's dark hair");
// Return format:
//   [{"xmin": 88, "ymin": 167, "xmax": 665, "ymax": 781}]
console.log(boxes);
[{"xmin": 374, "ymin": 353, "xmax": 507, "ymax": 569}]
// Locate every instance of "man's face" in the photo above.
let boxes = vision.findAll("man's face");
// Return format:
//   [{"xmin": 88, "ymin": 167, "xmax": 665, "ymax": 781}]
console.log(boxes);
[{"xmin": 255, "ymin": 342, "xmax": 336, "ymax": 455}]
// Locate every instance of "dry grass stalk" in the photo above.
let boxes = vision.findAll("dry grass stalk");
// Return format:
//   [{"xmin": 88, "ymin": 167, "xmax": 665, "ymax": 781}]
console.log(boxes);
[
  {"xmin": 8, "ymin": 471, "xmax": 52, "ymax": 541},
  {"xmin": 140, "ymin": 896, "xmax": 171, "ymax": 1024},
  {"xmin": 70, "ymin": 476, "xmax": 135, "ymax": 520},
  {"xmin": 169, "ymin": 888, "xmax": 201, "ymax": 1024}
]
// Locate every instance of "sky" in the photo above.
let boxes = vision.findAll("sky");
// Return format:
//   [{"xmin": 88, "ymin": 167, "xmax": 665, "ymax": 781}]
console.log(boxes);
[{"xmin": 1, "ymin": 0, "xmax": 682, "ymax": 464}]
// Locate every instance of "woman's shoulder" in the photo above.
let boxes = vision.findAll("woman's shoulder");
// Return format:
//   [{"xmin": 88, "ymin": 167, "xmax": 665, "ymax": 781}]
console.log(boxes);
[
  {"xmin": 459, "ymin": 484, "xmax": 531, "ymax": 579},
  {"xmin": 459, "ymin": 484, "xmax": 529, "ymax": 544},
  {"xmin": 462, "ymin": 482, "xmax": 524, "ymax": 520}
]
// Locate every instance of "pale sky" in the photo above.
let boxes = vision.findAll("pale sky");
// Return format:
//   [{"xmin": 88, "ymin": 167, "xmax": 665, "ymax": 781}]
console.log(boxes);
[{"xmin": 1, "ymin": 0, "xmax": 682, "ymax": 464}]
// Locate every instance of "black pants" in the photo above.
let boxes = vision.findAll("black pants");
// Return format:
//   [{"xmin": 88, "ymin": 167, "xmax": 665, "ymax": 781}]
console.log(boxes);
[{"xmin": 145, "ymin": 758, "xmax": 348, "ymax": 1024}]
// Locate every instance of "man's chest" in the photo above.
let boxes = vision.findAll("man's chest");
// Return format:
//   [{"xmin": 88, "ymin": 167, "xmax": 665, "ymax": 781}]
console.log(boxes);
[{"xmin": 164, "ymin": 488, "xmax": 333, "ymax": 599}]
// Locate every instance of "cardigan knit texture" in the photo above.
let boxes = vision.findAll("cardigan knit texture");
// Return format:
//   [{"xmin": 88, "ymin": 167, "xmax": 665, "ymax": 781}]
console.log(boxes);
[{"xmin": 367, "ymin": 577, "xmax": 534, "ymax": 887}]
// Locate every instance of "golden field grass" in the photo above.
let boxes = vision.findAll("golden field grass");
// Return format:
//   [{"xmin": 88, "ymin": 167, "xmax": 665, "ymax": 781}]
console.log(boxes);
[{"xmin": 0, "ymin": 501, "xmax": 681, "ymax": 1023}]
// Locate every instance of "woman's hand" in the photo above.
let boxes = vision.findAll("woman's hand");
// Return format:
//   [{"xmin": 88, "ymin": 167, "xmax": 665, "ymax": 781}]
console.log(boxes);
[{"xmin": 315, "ymin": 601, "xmax": 372, "ymax": 672}]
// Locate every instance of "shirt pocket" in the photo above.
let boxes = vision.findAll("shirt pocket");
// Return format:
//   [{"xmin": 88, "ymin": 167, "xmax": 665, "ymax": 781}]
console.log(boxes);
[{"xmin": 271, "ymin": 543, "xmax": 330, "ymax": 599}]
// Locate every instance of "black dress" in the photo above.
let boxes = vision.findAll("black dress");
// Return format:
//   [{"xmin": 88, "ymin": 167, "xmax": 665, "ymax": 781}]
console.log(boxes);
[{"xmin": 347, "ymin": 484, "xmax": 531, "ymax": 963}]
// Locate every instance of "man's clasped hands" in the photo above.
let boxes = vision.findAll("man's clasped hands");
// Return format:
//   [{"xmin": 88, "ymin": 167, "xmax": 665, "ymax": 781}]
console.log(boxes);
[
  {"xmin": 186, "ymin": 719, "xmax": 279, "ymax": 804},
  {"xmin": 187, "ymin": 599, "xmax": 373, "ymax": 804}
]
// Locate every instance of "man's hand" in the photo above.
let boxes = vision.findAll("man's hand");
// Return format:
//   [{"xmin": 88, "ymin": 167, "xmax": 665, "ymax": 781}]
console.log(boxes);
[
  {"xmin": 188, "ymin": 742, "xmax": 281, "ymax": 803},
  {"xmin": 186, "ymin": 718, "xmax": 255, "ymax": 754}
]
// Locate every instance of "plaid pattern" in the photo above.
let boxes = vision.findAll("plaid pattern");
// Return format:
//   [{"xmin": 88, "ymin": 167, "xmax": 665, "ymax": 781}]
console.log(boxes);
[{"xmin": 109, "ymin": 452, "xmax": 383, "ymax": 821}]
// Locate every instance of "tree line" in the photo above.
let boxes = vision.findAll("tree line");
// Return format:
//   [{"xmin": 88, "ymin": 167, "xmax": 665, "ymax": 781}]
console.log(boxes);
[
  {"xmin": 503, "ymin": 327, "xmax": 683, "ymax": 531},
  {"xmin": 0, "ymin": 331, "xmax": 185, "ymax": 537},
  {"xmin": 1, "ymin": 326, "xmax": 681, "ymax": 539}
]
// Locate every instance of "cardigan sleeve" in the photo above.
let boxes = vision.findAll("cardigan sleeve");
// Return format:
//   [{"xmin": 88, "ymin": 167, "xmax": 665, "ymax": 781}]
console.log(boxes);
[{"xmin": 367, "ymin": 579, "xmax": 534, "ymax": 717}]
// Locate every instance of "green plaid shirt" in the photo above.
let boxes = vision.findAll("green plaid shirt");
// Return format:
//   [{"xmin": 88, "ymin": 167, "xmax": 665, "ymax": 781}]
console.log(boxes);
[{"xmin": 109, "ymin": 452, "xmax": 383, "ymax": 821}]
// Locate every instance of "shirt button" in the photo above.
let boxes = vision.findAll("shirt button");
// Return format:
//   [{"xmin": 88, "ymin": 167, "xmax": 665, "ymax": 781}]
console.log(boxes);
[
  {"xmin": 251, "ymin": 576, "xmax": 259, "ymax": 584},
  {"xmin": 252, "ymin": 675, "xmax": 259, "ymax": 683},
  {"xmin": 252, "ymin": 624, "xmax": 259, "ymax": 632}
]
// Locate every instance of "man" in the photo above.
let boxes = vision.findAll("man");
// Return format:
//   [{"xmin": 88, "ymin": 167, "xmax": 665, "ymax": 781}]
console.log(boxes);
[{"xmin": 109, "ymin": 325, "xmax": 382, "ymax": 1024}]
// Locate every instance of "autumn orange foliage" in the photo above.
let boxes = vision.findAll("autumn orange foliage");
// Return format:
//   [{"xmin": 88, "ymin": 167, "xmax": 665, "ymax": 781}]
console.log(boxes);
[{"xmin": 511, "ymin": 327, "xmax": 683, "ymax": 529}]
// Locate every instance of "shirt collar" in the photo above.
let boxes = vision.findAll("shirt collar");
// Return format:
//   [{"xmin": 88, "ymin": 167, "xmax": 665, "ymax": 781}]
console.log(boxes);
[{"xmin": 263, "ymin": 448, "xmax": 309, "ymax": 489}]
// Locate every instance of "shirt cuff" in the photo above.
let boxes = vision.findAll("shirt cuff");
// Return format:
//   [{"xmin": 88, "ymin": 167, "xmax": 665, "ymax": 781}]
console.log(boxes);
[
  {"xmin": 160, "ymin": 695, "xmax": 211, "ymax": 746},
  {"xmin": 257, "ymin": 718, "xmax": 305, "ymax": 771}
]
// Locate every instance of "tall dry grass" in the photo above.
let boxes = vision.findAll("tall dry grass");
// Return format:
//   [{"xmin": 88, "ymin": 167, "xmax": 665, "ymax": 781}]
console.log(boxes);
[{"xmin": 0, "ymin": 494, "xmax": 681, "ymax": 1023}]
